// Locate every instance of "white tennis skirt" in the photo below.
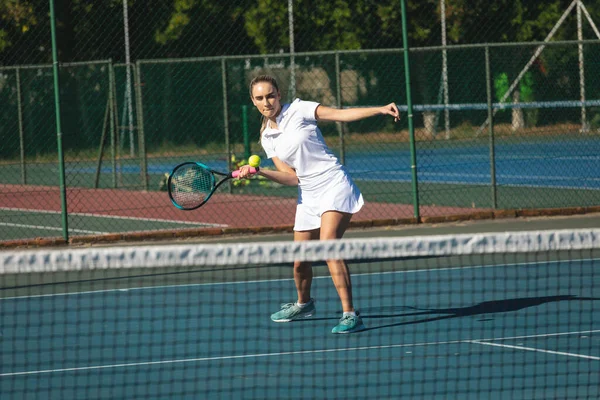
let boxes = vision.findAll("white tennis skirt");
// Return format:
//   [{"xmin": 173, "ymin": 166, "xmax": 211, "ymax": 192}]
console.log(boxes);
[{"xmin": 294, "ymin": 171, "xmax": 364, "ymax": 231}]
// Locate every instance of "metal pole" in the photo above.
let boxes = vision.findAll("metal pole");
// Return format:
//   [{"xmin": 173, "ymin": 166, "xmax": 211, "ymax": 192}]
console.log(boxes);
[
  {"xmin": 400, "ymin": 0, "xmax": 420, "ymax": 219},
  {"xmin": 134, "ymin": 62, "xmax": 148, "ymax": 190},
  {"xmin": 242, "ymin": 105, "xmax": 250, "ymax": 159},
  {"xmin": 94, "ymin": 95, "xmax": 110, "ymax": 188},
  {"xmin": 123, "ymin": 0, "xmax": 135, "ymax": 156},
  {"xmin": 485, "ymin": 46, "xmax": 498, "ymax": 209},
  {"xmin": 108, "ymin": 62, "xmax": 117, "ymax": 188},
  {"xmin": 577, "ymin": 1, "xmax": 587, "ymax": 132},
  {"xmin": 580, "ymin": 2, "xmax": 600, "ymax": 38},
  {"xmin": 111, "ymin": 64, "xmax": 123, "ymax": 187},
  {"xmin": 288, "ymin": 0, "xmax": 296, "ymax": 100},
  {"xmin": 335, "ymin": 51, "xmax": 346, "ymax": 165},
  {"xmin": 440, "ymin": 0, "xmax": 450, "ymax": 138},
  {"xmin": 475, "ymin": 0, "xmax": 578, "ymax": 136},
  {"xmin": 49, "ymin": 0, "xmax": 69, "ymax": 241},
  {"xmin": 16, "ymin": 67, "xmax": 27, "ymax": 184},
  {"xmin": 221, "ymin": 59, "xmax": 232, "ymax": 192}
]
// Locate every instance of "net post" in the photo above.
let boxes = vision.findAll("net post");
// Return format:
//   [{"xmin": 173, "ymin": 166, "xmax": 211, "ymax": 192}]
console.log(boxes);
[
  {"xmin": 485, "ymin": 46, "xmax": 498, "ymax": 210},
  {"xmin": 49, "ymin": 0, "xmax": 69, "ymax": 241},
  {"xmin": 400, "ymin": 0, "xmax": 420, "ymax": 219}
]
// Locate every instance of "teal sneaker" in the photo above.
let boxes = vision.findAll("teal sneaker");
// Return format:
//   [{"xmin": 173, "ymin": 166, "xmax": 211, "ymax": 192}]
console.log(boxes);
[
  {"xmin": 271, "ymin": 299, "xmax": 316, "ymax": 322},
  {"xmin": 331, "ymin": 313, "xmax": 366, "ymax": 334}
]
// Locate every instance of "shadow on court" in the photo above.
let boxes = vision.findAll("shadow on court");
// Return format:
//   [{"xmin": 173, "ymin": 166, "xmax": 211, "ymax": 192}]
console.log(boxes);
[
  {"xmin": 293, "ymin": 295, "xmax": 600, "ymax": 332},
  {"xmin": 359, "ymin": 295, "xmax": 600, "ymax": 332}
]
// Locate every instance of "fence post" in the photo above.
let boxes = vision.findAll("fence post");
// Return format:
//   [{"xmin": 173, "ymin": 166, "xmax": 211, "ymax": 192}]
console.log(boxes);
[
  {"xmin": 108, "ymin": 62, "xmax": 117, "ymax": 188},
  {"xmin": 134, "ymin": 61, "xmax": 148, "ymax": 190},
  {"xmin": 400, "ymin": 0, "xmax": 420, "ymax": 220},
  {"xmin": 221, "ymin": 59, "xmax": 232, "ymax": 192},
  {"xmin": 16, "ymin": 67, "xmax": 27, "ymax": 185},
  {"xmin": 577, "ymin": 3, "xmax": 587, "ymax": 132},
  {"xmin": 485, "ymin": 46, "xmax": 498, "ymax": 209},
  {"xmin": 242, "ymin": 105, "xmax": 250, "ymax": 159},
  {"xmin": 49, "ymin": 0, "xmax": 69, "ymax": 241},
  {"xmin": 94, "ymin": 86, "xmax": 111, "ymax": 189},
  {"xmin": 335, "ymin": 51, "xmax": 346, "ymax": 166}
]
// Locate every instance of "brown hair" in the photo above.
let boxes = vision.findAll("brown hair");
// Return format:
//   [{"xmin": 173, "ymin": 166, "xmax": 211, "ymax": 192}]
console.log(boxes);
[{"xmin": 249, "ymin": 75, "xmax": 280, "ymax": 134}]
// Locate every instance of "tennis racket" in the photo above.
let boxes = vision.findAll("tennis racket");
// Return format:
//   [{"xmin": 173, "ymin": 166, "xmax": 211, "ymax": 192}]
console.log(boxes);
[{"xmin": 168, "ymin": 162, "xmax": 258, "ymax": 210}]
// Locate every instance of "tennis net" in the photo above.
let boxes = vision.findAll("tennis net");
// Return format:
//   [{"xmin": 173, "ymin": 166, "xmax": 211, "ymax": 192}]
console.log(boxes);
[{"xmin": 1, "ymin": 229, "xmax": 599, "ymax": 399}]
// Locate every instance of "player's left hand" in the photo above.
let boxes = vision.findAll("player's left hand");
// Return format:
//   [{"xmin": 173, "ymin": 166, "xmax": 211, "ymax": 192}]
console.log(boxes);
[{"xmin": 382, "ymin": 103, "xmax": 400, "ymax": 122}]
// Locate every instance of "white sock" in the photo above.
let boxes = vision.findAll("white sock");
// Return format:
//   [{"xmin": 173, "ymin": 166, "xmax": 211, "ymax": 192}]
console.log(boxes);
[
  {"xmin": 343, "ymin": 311, "xmax": 356, "ymax": 317},
  {"xmin": 297, "ymin": 301, "xmax": 309, "ymax": 308}
]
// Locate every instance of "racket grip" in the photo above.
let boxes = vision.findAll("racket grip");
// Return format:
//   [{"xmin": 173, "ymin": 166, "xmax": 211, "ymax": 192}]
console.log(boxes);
[{"xmin": 231, "ymin": 167, "xmax": 258, "ymax": 178}]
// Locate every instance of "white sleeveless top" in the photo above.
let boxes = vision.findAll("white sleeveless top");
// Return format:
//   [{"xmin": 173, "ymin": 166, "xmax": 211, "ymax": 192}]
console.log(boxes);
[{"xmin": 261, "ymin": 99, "xmax": 363, "ymax": 212}]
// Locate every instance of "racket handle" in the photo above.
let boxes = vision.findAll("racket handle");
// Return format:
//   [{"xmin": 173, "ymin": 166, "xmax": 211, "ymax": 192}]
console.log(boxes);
[{"xmin": 231, "ymin": 167, "xmax": 258, "ymax": 178}]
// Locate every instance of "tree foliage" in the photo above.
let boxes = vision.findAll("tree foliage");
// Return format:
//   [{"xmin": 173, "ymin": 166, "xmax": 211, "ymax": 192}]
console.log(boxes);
[{"xmin": 1, "ymin": 0, "xmax": 598, "ymax": 64}]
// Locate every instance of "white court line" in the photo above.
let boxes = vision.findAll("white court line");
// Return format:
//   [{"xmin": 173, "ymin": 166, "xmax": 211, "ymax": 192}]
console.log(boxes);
[
  {"xmin": 0, "ymin": 207, "xmax": 226, "ymax": 227},
  {"xmin": 2, "ymin": 257, "xmax": 597, "ymax": 301},
  {"xmin": 476, "ymin": 329, "xmax": 600, "ymax": 342},
  {"xmin": 1, "ymin": 339, "xmax": 465, "ymax": 377},
  {"xmin": 470, "ymin": 329, "xmax": 600, "ymax": 361},
  {"xmin": 352, "ymin": 168, "xmax": 600, "ymax": 189},
  {"xmin": 0, "ymin": 222, "xmax": 102, "ymax": 234},
  {"xmin": 355, "ymin": 169, "xmax": 600, "ymax": 184},
  {"xmin": 353, "ymin": 176, "xmax": 600, "ymax": 191},
  {"xmin": 2, "ymin": 330, "xmax": 598, "ymax": 378},
  {"xmin": 472, "ymin": 341, "xmax": 600, "ymax": 360}
]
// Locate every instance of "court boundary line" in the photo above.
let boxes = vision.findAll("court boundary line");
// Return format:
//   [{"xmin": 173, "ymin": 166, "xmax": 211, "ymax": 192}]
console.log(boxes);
[
  {"xmin": 2, "ymin": 330, "xmax": 598, "ymax": 378},
  {"xmin": 1, "ymin": 257, "xmax": 597, "ymax": 301},
  {"xmin": 471, "ymin": 340, "xmax": 600, "ymax": 360},
  {"xmin": 0, "ymin": 207, "xmax": 226, "ymax": 227},
  {"xmin": 0, "ymin": 222, "xmax": 103, "ymax": 234},
  {"xmin": 355, "ymin": 171, "xmax": 600, "ymax": 191}
]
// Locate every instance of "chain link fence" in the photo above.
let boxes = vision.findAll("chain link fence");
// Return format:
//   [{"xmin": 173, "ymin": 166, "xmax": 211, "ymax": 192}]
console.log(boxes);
[{"xmin": 1, "ymin": 1, "xmax": 599, "ymax": 244}]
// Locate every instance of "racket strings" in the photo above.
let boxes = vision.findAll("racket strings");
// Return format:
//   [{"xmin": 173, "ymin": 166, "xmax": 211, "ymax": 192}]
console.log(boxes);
[{"xmin": 170, "ymin": 165, "xmax": 214, "ymax": 207}]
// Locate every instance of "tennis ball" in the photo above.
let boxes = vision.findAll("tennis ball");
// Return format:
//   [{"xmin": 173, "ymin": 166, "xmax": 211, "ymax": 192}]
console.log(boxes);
[{"xmin": 248, "ymin": 155, "xmax": 261, "ymax": 168}]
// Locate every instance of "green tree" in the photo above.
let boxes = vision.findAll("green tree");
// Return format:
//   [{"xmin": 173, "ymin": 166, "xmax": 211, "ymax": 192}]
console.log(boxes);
[
  {"xmin": 0, "ymin": 1, "xmax": 35, "ymax": 51},
  {"xmin": 444, "ymin": 1, "xmax": 569, "ymax": 44},
  {"xmin": 243, "ymin": 0, "xmax": 410, "ymax": 53},
  {"xmin": 1, "ymin": 0, "xmax": 49, "ymax": 64}
]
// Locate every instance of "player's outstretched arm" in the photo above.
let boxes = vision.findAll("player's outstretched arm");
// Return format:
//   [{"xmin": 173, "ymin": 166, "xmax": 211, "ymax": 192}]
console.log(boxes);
[{"xmin": 316, "ymin": 103, "xmax": 400, "ymax": 123}]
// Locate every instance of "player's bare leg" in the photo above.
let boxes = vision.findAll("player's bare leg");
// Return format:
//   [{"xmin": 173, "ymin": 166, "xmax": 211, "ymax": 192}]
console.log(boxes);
[
  {"xmin": 320, "ymin": 211, "xmax": 354, "ymax": 312},
  {"xmin": 293, "ymin": 229, "xmax": 319, "ymax": 303}
]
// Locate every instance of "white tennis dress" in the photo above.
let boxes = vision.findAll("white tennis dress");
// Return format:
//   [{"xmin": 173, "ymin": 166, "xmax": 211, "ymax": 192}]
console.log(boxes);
[{"xmin": 261, "ymin": 99, "xmax": 364, "ymax": 231}]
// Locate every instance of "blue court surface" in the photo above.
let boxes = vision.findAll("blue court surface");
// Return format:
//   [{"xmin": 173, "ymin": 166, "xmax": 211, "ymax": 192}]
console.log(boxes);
[
  {"xmin": 347, "ymin": 137, "xmax": 600, "ymax": 189},
  {"xmin": 1, "ymin": 254, "xmax": 599, "ymax": 399},
  {"xmin": 83, "ymin": 136, "xmax": 600, "ymax": 190}
]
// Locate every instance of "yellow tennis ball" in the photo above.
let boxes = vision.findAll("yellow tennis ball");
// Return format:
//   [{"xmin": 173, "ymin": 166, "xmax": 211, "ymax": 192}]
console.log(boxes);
[{"xmin": 248, "ymin": 155, "xmax": 261, "ymax": 168}]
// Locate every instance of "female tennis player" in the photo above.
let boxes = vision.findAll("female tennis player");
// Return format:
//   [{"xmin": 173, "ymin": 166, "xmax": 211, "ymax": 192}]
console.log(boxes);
[{"xmin": 239, "ymin": 75, "xmax": 400, "ymax": 334}]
